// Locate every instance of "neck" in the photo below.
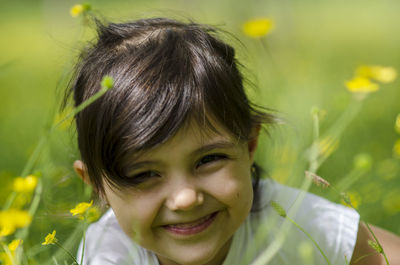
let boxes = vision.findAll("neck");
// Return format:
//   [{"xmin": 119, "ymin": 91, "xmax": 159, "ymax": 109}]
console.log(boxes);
[{"xmin": 157, "ymin": 237, "xmax": 232, "ymax": 265}]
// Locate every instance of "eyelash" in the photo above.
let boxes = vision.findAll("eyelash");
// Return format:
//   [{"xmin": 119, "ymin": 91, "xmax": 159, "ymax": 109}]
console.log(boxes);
[
  {"xmin": 196, "ymin": 154, "xmax": 228, "ymax": 168},
  {"xmin": 128, "ymin": 171, "xmax": 159, "ymax": 185},
  {"xmin": 127, "ymin": 154, "xmax": 228, "ymax": 185}
]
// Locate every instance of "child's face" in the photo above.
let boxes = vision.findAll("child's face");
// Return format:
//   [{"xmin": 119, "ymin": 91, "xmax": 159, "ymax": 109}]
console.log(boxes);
[{"xmin": 103, "ymin": 121, "xmax": 258, "ymax": 265}]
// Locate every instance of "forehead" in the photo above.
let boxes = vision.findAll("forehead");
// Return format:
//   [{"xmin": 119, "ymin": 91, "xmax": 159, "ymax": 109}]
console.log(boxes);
[{"xmin": 131, "ymin": 119, "xmax": 242, "ymax": 160}]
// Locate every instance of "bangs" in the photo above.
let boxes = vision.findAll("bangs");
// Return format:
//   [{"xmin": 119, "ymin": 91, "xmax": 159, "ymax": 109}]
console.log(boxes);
[
  {"xmin": 69, "ymin": 18, "xmax": 274, "ymax": 195},
  {"xmin": 100, "ymin": 27, "xmax": 249, "ymax": 189}
]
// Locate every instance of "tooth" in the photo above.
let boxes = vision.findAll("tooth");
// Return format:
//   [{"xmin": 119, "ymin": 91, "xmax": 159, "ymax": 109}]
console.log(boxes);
[{"xmin": 170, "ymin": 215, "xmax": 209, "ymax": 228}]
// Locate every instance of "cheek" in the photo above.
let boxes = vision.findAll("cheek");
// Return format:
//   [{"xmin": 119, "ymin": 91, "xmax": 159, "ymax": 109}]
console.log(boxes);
[
  {"xmin": 106, "ymin": 190, "xmax": 160, "ymax": 241},
  {"xmin": 206, "ymin": 163, "xmax": 253, "ymax": 210}
]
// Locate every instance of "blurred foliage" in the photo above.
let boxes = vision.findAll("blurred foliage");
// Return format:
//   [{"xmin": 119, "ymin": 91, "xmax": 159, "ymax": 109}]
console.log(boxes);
[{"xmin": 0, "ymin": 0, "xmax": 400, "ymax": 263}]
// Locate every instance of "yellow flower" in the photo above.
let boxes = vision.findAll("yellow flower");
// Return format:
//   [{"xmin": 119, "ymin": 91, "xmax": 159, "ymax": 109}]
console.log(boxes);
[
  {"xmin": 0, "ymin": 210, "xmax": 32, "ymax": 237},
  {"xmin": 13, "ymin": 175, "xmax": 38, "ymax": 193},
  {"xmin": 393, "ymin": 139, "xmax": 400, "ymax": 158},
  {"xmin": 357, "ymin": 65, "xmax": 397, "ymax": 84},
  {"xmin": 8, "ymin": 239, "xmax": 23, "ymax": 251},
  {"xmin": 0, "ymin": 239, "xmax": 23, "ymax": 265},
  {"xmin": 341, "ymin": 191, "xmax": 361, "ymax": 209},
  {"xmin": 395, "ymin": 114, "xmax": 400, "ymax": 134},
  {"xmin": 70, "ymin": 4, "xmax": 83, "ymax": 17},
  {"xmin": 13, "ymin": 193, "xmax": 31, "ymax": 209},
  {"xmin": 86, "ymin": 206, "xmax": 101, "ymax": 223},
  {"xmin": 70, "ymin": 3, "xmax": 91, "ymax": 17},
  {"xmin": 345, "ymin": 76, "xmax": 379, "ymax": 93},
  {"xmin": 70, "ymin": 200, "xmax": 93, "ymax": 218},
  {"xmin": 242, "ymin": 18, "xmax": 275, "ymax": 38},
  {"xmin": 0, "ymin": 252, "xmax": 11, "ymax": 265},
  {"xmin": 42, "ymin": 230, "xmax": 57, "ymax": 245}
]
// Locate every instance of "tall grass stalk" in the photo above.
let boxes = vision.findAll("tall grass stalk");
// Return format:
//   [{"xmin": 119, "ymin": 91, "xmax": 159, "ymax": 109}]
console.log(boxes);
[
  {"xmin": 3, "ymin": 77, "xmax": 113, "ymax": 211},
  {"xmin": 1, "ymin": 242, "xmax": 15, "ymax": 265},
  {"xmin": 317, "ymin": 99, "xmax": 363, "ymax": 167},
  {"xmin": 80, "ymin": 225, "xmax": 87, "ymax": 265},
  {"xmin": 250, "ymin": 109, "xmax": 321, "ymax": 265},
  {"xmin": 307, "ymin": 173, "xmax": 390, "ymax": 264},
  {"xmin": 52, "ymin": 256, "xmax": 60, "ymax": 265},
  {"xmin": 251, "ymin": 93, "xmax": 370, "ymax": 265},
  {"xmin": 343, "ymin": 193, "xmax": 390, "ymax": 265},
  {"xmin": 286, "ymin": 216, "xmax": 331, "ymax": 264},
  {"xmin": 334, "ymin": 167, "xmax": 367, "ymax": 194},
  {"xmin": 42, "ymin": 226, "xmax": 83, "ymax": 265},
  {"xmin": 4, "ymin": 76, "xmax": 114, "ymax": 265},
  {"xmin": 270, "ymin": 200, "xmax": 332, "ymax": 265},
  {"xmin": 53, "ymin": 241, "xmax": 79, "ymax": 265}
]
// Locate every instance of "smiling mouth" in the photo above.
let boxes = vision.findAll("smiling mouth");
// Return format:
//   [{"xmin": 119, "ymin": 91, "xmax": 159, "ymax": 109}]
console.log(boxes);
[{"xmin": 163, "ymin": 212, "xmax": 219, "ymax": 235}]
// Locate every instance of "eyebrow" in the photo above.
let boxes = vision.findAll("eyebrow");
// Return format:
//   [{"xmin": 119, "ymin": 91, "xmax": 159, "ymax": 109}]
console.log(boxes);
[
  {"xmin": 191, "ymin": 141, "xmax": 237, "ymax": 156},
  {"xmin": 124, "ymin": 140, "xmax": 237, "ymax": 173}
]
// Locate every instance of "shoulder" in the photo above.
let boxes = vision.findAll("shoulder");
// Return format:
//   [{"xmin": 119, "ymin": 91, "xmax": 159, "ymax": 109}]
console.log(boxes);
[
  {"xmin": 350, "ymin": 222, "xmax": 400, "ymax": 265},
  {"xmin": 77, "ymin": 209, "xmax": 158, "ymax": 265},
  {"xmin": 253, "ymin": 179, "xmax": 360, "ymax": 265}
]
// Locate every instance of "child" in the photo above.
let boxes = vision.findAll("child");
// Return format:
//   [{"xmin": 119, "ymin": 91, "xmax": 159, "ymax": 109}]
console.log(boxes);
[{"xmin": 66, "ymin": 18, "xmax": 400, "ymax": 265}]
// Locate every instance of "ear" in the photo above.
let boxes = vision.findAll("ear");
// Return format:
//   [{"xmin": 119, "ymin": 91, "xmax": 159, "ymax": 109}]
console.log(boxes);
[
  {"xmin": 248, "ymin": 124, "xmax": 261, "ymax": 162},
  {"xmin": 73, "ymin": 160, "xmax": 109, "ymax": 204},
  {"xmin": 73, "ymin": 160, "xmax": 91, "ymax": 186}
]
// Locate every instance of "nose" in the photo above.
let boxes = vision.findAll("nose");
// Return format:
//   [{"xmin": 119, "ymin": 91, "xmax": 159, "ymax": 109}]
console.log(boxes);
[{"xmin": 166, "ymin": 187, "xmax": 204, "ymax": 211}]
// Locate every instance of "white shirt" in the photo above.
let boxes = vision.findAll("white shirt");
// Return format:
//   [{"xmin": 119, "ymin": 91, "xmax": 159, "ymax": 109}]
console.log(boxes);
[{"xmin": 77, "ymin": 179, "xmax": 360, "ymax": 265}]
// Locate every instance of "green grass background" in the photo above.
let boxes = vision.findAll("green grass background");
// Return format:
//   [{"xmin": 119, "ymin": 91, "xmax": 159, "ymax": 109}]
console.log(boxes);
[{"xmin": 0, "ymin": 0, "xmax": 399, "ymax": 262}]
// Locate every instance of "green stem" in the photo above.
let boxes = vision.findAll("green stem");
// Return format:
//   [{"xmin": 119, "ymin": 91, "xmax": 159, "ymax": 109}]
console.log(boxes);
[
  {"xmin": 345, "ymin": 254, "xmax": 350, "ymax": 265},
  {"xmin": 1, "ymin": 243, "xmax": 14, "ymax": 265},
  {"xmin": 2, "ymin": 192, "xmax": 17, "ymax": 211},
  {"xmin": 52, "ymin": 256, "xmax": 59, "ymax": 265},
  {"xmin": 259, "ymin": 38, "xmax": 283, "ymax": 80},
  {"xmin": 338, "ymin": 190, "xmax": 390, "ymax": 264},
  {"xmin": 308, "ymin": 109, "xmax": 320, "ymax": 173},
  {"xmin": 13, "ymin": 180, "xmax": 43, "ymax": 263},
  {"xmin": 352, "ymin": 252, "xmax": 378, "ymax": 264},
  {"xmin": 287, "ymin": 217, "xmax": 332, "ymax": 265},
  {"xmin": 28, "ymin": 178, "xmax": 43, "ymax": 216},
  {"xmin": 41, "ymin": 226, "xmax": 83, "ymax": 265},
  {"xmin": 54, "ymin": 242, "xmax": 79, "ymax": 265},
  {"xmin": 250, "ymin": 111, "xmax": 321, "ymax": 265},
  {"xmin": 54, "ymin": 86, "xmax": 110, "ymax": 130},
  {"xmin": 21, "ymin": 134, "xmax": 48, "ymax": 178},
  {"xmin": 364, "ymin": 223, "xmax": 390, "ymax": 265},
  {"xmin": 2, "ymin": 83, "xmax": 111, "ymax": 211},
  {"xmin": 80, "ymin": 225, "xmax": 86, "ymax": 265},
  {"xmin": 316, "ymin": 99, "xmax": 363, "ymax": 168},
  {"xmin": 2, "ymin": 135, "xmax": 47, "ymax": 211},
  {"xmin": 329, "ymin": 187, "xmax": 390, "ymax": 265},
  {"xmin": 15, "ymin": 179, "xmax": 43, "ymax": 242},
  {"xmin": 334, "ymin": 168, "xmax": 363, "ymax": 192},
  {"xmin": 324, "ymin": 98, "xmax": 363, "ymax": 140},
  {"xmin": 260, "ymin": 39, "xmax": 276, "ymax": 67}
]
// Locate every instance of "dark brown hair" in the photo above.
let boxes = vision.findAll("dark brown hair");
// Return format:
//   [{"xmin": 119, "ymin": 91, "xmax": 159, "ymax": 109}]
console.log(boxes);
[{"xmin": 64, "ymin": 18, "xmax": 275, "ymax": 204}]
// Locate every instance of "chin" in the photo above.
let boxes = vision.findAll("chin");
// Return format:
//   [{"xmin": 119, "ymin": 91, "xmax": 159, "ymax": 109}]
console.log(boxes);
[
  {"xmin": 160, "ymin": 239, "xmax": 230, "ymax": 265},
  {"xmin": 167, "ymin": 254, "xmax": 215, "ymax": 265}
]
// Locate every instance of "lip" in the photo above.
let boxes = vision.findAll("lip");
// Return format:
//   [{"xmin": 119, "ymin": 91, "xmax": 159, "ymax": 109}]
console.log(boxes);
[{"xmin": 162, "ymin": 212, "xmax": 219, "ymax": 236}]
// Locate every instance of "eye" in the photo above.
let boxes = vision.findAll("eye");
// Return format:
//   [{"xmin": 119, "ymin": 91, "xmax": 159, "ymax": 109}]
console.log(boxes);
[
  {"xmin": 128, "ymin": 171, "xmax": 160, "ymax": 185},
  {"xmin": 197, "ymin": 154, "xmax": 228, "ymax": 168}
]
